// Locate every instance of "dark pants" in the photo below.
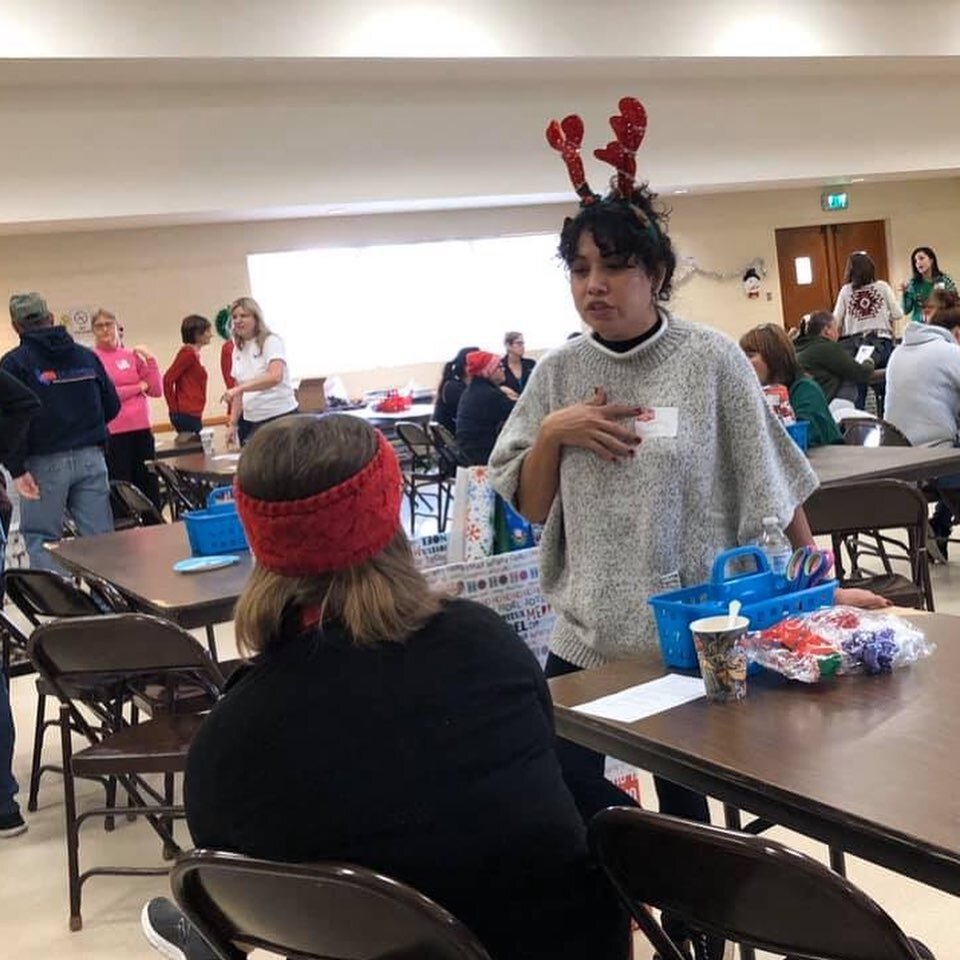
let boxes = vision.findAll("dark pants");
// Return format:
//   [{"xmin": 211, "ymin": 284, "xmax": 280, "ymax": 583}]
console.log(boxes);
[
  {"xmin": 839, "ymin": 333, "xmax": 894, "ymax": 414},
  {"xmin": 106, "ymin": 429, "xmax": 162, "ymax": 510},
  {"xmin": 169, "ymin": 412, "xmax": 203, "ymax": 435},
  {"xmin": 238, "ymin": 408, "xmax": 299, "ymax": 447}
]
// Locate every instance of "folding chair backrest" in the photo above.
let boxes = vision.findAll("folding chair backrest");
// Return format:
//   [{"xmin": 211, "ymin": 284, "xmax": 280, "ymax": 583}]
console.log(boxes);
[
  {"xmin": 804, "ymin": 479, "xmax": 928, "ymax": 538},
  {"xmin": 429, "ymin": 423, "xmax": 470, "ymax": 469},
  {"xmin": 110, "ymin": 480, "xmax": 165, "ymax": 526},
  {"xmin": 171, "ymin": 851, "xmax": 492, "ymax": 960},
  {"xmin": 842, "ymin": 419, "xmax": 912, "ymax": 447},
  {"xmin": 4, "ymin": 569, "xmax": 102, "ymax": 626},
  {"xmin": 396, "ymin": 422, "xmax": 435, "ymax": 470},
  {"xmin": 590, "ymin": 807, "xmax": 919, "ymax": 960},
  {"xmin": 153, "ymin": 461, "xmax": 204, "ymax": 513},
  {"xmin": 28, "ymin": 614, "xmax": 223, "ymax": 688}
]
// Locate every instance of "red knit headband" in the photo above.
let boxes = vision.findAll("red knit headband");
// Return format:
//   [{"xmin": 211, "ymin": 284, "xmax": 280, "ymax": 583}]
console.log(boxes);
[{"xmin": 234, "ymin": 430, "xmax": 403, "ymax": 576}]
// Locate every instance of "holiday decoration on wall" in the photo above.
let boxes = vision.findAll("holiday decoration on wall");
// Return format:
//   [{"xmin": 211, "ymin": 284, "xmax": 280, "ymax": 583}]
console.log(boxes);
[
  {"xmin": 742, "ymin": 267, "xmax": 762, "ymax": 299},
  {"xmin": 674, "ymin": 255, "xmax": 767, "ymax": 290}
]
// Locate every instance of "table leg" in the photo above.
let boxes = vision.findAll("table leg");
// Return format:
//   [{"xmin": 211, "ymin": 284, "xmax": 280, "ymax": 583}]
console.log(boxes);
[{"xmin": 204, "ymin": 625, "xmax": 219, "ymax": 662}]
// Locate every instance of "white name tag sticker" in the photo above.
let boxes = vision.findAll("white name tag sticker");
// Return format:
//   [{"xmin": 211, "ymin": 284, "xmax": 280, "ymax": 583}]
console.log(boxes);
[
  {"xmin": 117, "ymin": 359, "xmax": 131, "ymax": 370},
  {"xmin": 635, "ymin": 406, "xmax": 679, "ymax": 439}
]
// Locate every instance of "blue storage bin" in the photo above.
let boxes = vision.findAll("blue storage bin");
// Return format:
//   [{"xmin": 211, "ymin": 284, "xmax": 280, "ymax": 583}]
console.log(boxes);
[
  {"xmin": 785, "ymin": 420, "xmax": 809, "ymax": 452},
  {"xmin": 648, "ymin": 546, "xmax": 836, "ymax": 670},
  {"xmin": 183, "ymin": 486, "xmax": 249, "ymax": 556}
]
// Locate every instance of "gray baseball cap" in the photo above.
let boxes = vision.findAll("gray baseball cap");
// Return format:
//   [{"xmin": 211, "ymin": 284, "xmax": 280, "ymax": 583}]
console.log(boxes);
[{"xmin": 9, "ymin": 292, "xmax": 49, "ymax": 324}]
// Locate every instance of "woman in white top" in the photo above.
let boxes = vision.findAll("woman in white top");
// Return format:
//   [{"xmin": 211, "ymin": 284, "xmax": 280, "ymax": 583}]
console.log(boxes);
[
  {"xmin": 222, "ymin": 297, "xmax": 298, "ymax": 447},
  {"xmin": 833, "ymin": 251, "xmax": 903, "ymax": 414}
]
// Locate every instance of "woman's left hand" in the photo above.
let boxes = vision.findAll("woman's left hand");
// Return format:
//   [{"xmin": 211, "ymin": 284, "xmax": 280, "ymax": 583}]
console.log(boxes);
[
  {"xmin": 834, "ymin": 586, "xmax": 892, "ymax": 610},
  {"xmin": 221, "ymin": 386, "xmax": 240, "ymax": 405},
  {"xmin": 132, "ymin": 344, "xmax": 155, "ymax": 363}
]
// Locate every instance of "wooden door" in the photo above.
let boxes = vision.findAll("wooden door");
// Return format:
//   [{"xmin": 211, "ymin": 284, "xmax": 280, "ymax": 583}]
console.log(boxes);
[
  {"xmin": 775, "ymin": 220, "xmax": 889, "ymax": 330},
  {"xmin": 775, "ymin": 226, "xmax": 835, "ymax": 330}
]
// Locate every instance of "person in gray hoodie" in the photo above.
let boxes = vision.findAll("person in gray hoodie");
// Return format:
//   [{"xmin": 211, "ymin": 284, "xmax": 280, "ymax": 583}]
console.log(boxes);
[{"xmin": 885, "ymin": 306, "xmax": 960, "ymax": 553}]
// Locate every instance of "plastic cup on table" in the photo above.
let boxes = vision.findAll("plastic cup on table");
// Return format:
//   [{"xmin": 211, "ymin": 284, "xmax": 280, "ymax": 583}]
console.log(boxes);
[
  {"xmin": 199, "ymin": 428, "xmax": 215, "ymax": 456},
  {"xmin": 689, "ymin": 614, "xmax": 750, "ymax": 703}
]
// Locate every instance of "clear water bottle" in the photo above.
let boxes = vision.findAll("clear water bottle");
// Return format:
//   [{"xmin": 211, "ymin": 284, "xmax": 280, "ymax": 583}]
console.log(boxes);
[{"xmin": 757, "ymin": 516, "xmax": 791, "ymax": 576}]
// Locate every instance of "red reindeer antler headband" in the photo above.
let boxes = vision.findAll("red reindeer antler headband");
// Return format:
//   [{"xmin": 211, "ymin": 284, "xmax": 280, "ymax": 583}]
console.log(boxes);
[{"xmin": 546, "ymin": 97, "xmax": 649, "ymax": 204}]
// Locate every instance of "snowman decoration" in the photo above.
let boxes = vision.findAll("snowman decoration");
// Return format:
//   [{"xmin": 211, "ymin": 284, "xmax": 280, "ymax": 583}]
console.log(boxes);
[{"xmin": 742, "ymin": 268, "xmax": 762, "ymax": 300}]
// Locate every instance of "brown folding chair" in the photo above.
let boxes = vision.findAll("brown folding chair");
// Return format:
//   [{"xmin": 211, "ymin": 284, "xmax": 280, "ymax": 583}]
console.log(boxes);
[
  {"xmin": 842, "ymin": 419, "xmax": 912, "ymax": 448},
  {"xmin": 170, "ymin": 850, "xmax": 492, "ymax": 960},
  {"xmin": 110, "ymin": 479, "xmax": 165, "ymax": 528},
  {"xmin": 396, "ymin": 421, "xmax": 452, "ymax": 534},
  {"xmin": 590, "ymin": 807, "xmax": 930, "ymax": 960},
  {"xmin": 1, "ymin": 568, "xmax": 135, "ymax": 813},
  {"xmin": 151, "ymin": 460, "xmax": 205, "ymax": 519},
  {"xmin": 28, "ymin": 614, "xmax": 224, "ymax": 930},
  {"xmin": 804, "ymin": 480, "xmax": 934, "ymax": 610}
]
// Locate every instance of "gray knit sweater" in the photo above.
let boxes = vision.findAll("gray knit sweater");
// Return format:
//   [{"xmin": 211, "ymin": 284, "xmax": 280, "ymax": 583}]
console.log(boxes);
[{"xmin": 488, "ymin": 314, "xmax": 819, "ymax": 669}]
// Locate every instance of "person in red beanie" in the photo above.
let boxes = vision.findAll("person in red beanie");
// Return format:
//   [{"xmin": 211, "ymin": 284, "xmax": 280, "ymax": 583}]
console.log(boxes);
[
  {"xmin": 455, "ymin": 349, "xmax": 517, "ymax": 465},
  {"xmin": 141, "ymin": 413, "xmax": 628, "ymax": 960}
]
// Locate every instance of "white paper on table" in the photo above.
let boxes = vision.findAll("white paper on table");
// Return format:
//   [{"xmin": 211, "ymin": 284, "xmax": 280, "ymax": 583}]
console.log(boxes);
[
  {"xmin": 855, "ymin": 345, "xmax": 875, "ymax": 364},
  {"xmin": 572, "ymin": 674, "xmax": 706, "ymax": 722}
]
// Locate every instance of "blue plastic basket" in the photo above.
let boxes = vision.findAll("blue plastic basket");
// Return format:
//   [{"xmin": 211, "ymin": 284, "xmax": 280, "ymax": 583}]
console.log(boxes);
[
  {"xmin": 648, "ymin": 546, "xmax": 836, "ymax": 670},
  {"xmin": 183, "ymin": 487, "xmax": 249, "ymax": 557},
  {"xmin": 785, "ymin": 420, "xmax": 809, "ymax": 452}
]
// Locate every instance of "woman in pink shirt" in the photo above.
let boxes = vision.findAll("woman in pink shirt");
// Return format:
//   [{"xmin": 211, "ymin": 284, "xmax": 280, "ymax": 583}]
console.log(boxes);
[{"xmin": 92, "ymin": 308, "xmax": 163, "ymax": 508}]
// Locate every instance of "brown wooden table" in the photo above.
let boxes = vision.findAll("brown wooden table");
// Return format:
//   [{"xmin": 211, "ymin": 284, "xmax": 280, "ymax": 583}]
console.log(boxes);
[
  {"xmin": 152, "ymin": 451, "xmax": 241, "ymax": 484},
  {"xmin": 809, "ymin": 444, "xmax": 960, "ymax": 488},
  {"xmin": 549, "ymin": 612, "xmax": 960, "ymax": 899},
  {"xmin": 153, "ymin": 433, "xmax": 203, "ymax": 458},
  {"xmin": 46, "ymin": 523, "xmax": 251, "ymax": 659}
]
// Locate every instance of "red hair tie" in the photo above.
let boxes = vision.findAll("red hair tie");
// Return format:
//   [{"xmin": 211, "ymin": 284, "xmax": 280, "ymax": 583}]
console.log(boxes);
[{"xmin": 234, "ymin": 430, "xmax": 403, "ymax": 576}]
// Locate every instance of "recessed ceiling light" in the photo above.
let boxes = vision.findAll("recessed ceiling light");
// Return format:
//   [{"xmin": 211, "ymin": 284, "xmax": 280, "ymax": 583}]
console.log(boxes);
[
  {"xmin": 673, "ymin": 189, "xmax": 689, "ymax": 195},
  {"xmin": 851, "ymin": 178, "xmax": 865, "ymax": 183}
]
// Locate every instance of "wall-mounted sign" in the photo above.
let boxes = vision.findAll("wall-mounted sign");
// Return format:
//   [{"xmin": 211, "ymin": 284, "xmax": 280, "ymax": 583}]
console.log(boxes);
[{"xmin": 821, "ymin": 191, "xmax": 849, "ymax": 212}]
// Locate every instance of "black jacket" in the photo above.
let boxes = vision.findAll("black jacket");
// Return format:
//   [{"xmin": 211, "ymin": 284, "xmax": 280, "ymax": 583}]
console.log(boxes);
[
  {"xmin": 456, "ymin": 379, "xmax": 515, "ymax": 465},
  {"xmin": 185, "ymin": 600, "xmax": 627, "ymax": 960},
  {"xmin": 0, "ymin": 369, "xmax": 41, "ymax": 474},
  {"xmin": 501, "ymin": 355, "xmax": 536, "ymax": 395},
  {"xmin": 0, "ymin": 326, "xmax": 120, "ymax": 476},
  {"xmin": 433, "ymin": 377, "xmax": 466, "ymax": 434}
]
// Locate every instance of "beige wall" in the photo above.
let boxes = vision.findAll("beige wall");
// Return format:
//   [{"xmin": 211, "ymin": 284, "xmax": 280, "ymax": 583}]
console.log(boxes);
[{"xmin": 2, "ymin": 176, "xmax": 958, "ymax": 421}]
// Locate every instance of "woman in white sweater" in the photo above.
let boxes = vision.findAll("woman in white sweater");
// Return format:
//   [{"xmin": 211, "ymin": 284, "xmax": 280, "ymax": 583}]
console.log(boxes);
[{"xmin": 833, "ymin": 251, "xmax": 903, "ymax": 414}]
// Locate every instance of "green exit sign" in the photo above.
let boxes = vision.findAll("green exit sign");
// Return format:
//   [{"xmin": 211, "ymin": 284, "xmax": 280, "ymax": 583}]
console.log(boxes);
[{"xmin": 821, "ymin": 191, "xmax": 849, "ymax": 212}]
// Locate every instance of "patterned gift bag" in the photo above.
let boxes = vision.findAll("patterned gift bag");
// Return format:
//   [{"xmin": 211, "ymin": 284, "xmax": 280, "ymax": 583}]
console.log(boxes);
[{"xmin": 447, "ymin": 465, "xmax": 496, "ymax": 563}]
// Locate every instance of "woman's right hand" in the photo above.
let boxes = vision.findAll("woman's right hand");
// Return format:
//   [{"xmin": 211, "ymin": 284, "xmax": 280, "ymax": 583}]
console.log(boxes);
[
  {"xmin": 541, "ymin": 387, "xmax": 641, "ymax": 462},
  {"xmin": 898, "ymin": 280, "xmax": 908, "ymax": 293}
]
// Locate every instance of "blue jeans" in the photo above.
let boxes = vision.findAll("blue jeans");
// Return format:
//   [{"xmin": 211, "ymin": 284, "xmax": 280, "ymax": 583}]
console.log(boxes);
[
  {"xmin": 20, "ymin": 447, "xmax": 114, "ymax": 571},
  {"xmin": 0, "ymin": 672, "xmax": 18, "ymax": 815}
]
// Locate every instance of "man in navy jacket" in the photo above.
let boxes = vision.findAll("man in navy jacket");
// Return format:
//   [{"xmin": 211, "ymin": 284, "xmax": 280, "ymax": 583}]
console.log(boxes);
[{"xmin": 1, "ymin": 293, "xmax": 120, "ymax": 570}]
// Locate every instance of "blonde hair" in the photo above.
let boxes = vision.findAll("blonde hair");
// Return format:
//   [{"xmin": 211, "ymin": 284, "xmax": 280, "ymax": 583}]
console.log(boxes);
[
  {"xmin": 230, "ymin": 296, "xmax": 271, "ymax": 353},
  {"xmin": 233, "ymin": 415, "xmax": 441, "ymax": 656}
]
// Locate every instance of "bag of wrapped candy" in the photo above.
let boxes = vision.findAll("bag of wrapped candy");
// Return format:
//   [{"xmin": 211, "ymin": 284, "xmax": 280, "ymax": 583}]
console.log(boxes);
[{"xmin": 743, "ymin": 606, "xmax": 934, "ymax": 683}]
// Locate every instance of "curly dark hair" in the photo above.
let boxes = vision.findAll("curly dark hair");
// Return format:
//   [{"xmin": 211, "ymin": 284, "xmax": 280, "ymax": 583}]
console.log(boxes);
[{"xmin": 557, "ymin": 185, "xmax": 676, "ymax": 301}]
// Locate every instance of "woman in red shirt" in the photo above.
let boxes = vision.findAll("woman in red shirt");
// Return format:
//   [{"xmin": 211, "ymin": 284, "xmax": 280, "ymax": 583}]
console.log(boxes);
[{"xmin": 162, "ymin": 314, "xmax": 212, "ymax": 438}]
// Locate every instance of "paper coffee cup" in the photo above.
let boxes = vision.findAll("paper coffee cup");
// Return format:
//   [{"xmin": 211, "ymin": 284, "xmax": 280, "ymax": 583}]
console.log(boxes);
[{"xmin": 689, "ymin": 614, "xmax": 749, "ymax": 703}]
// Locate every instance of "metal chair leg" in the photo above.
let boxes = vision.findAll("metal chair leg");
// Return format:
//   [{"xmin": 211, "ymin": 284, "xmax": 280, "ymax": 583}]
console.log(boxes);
[
  {"xmin": 27, "ymin": 687, "xmax": 47, "ymax": 812},
  {"xmin": 59, "ymin": 704, "xmax": 83, "ymax": 931}
]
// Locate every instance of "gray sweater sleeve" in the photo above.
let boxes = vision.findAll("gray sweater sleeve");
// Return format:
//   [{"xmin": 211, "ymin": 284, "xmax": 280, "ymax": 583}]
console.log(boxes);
[
  {"xmin": 488, "ymin": 360, "xmax": 556, "ymax": 513},
  {"xmin": 714, "ymin": 343, "xmax": 820, "ymax": 544}
]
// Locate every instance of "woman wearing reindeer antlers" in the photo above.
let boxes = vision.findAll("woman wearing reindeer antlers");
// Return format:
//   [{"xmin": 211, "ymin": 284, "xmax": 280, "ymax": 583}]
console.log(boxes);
[{"xmin": 490, "ymin": 97, "xmax": 822, "ymax": 960}]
